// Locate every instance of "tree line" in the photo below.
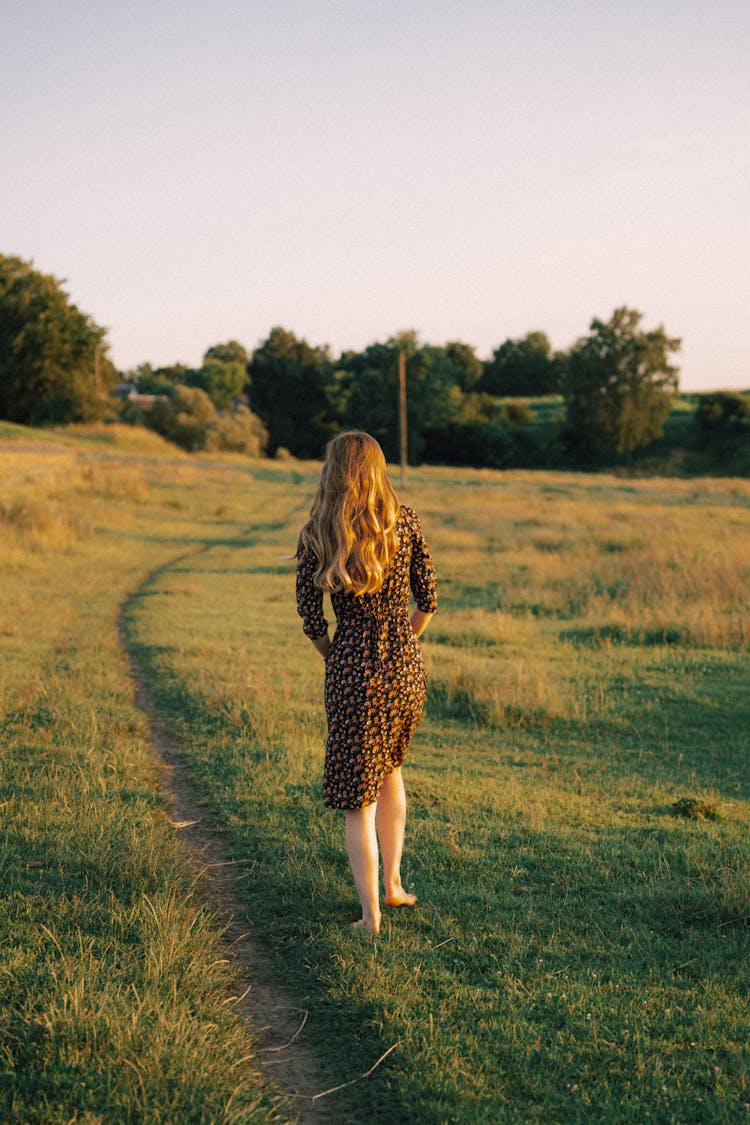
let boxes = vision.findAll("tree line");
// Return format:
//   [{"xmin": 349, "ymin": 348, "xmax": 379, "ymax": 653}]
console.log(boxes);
[
  {"xmin": 2, "ymin": 253, "xmax": 748, "ymax": 472},
  {"xmin": 121, "ymin": 314, "xmax": 688, "ymax": 468}
]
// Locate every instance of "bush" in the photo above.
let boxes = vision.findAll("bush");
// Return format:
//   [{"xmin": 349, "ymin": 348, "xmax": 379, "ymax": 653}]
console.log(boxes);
[
  {"xmin": 148, "ymin": 387, "xmax": 267, "ymax": 456},
  {"xmin": 694, "ymin": 392, "xmax": 750, "ymax": 475},
  {"xmin": 148, "ymin": 386, "xmax": 217, "ymax": 452},
  {"xmin": 504, "ymin": 400, "xmax": 533, "ymax": 425},
  {"xmin": 424, "ymin": 415, "xmax": 550, "ymax": 469},
  {"xmin": 695, "ymin": 392, "xmax": 750, "ymax": 437},
  {"xmin": 120, "ymin": 402, "xmax": 146, "ymax": 426},
  {"xmin": 205, "ymin": 405, "xmax": 267, "ymax": 456}
]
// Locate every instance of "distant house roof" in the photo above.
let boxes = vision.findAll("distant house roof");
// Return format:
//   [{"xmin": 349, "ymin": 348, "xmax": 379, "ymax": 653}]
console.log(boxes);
[{"xmin": 113, "ymin": 384, "xmax": 165, "ymax": 411}]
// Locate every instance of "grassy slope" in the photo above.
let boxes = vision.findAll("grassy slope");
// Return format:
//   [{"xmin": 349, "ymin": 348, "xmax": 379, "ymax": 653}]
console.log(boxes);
[
  {"xmin": 0, "ymin": 432, "xmax": 282, "ymax": 1123},
  {"xmin": 2, "ymin": 426, "xmax": 749, "ymax": 1122}
]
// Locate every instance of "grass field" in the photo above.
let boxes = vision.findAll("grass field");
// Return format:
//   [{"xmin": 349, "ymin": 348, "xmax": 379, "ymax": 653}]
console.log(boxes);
[{"xmin": 1, "ymin": 423, "xmax": 748, "ymax": 1123}]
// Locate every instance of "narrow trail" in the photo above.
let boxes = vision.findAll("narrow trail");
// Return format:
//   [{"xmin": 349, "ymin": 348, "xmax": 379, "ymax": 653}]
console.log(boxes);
[{"xmin": 118, "ymin": 589, "xmax": 341, "ymax": 1125}]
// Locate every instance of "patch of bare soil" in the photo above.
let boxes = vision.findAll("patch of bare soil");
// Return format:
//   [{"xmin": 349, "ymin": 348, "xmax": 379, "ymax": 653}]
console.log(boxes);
[{"xmin": 119, "ymin": 622, "xmax": 341, "ymax": 1124}]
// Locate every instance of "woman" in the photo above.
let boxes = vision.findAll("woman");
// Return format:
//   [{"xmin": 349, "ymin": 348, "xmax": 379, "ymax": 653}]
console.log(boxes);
[{"xmin": 296, "ymin": 431, "xmax": 437, "ymax": 934}]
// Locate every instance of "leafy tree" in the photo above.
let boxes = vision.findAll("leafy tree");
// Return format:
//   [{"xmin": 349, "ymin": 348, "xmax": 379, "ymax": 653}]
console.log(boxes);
[
  {"xmin": 127, "ymin": 363, "xmax": 174, "ymax": 396},
  {"xmin": 422, "ymin": 391, "xmax": 507, "ymax": 465},
  {"xmin": 444, "ymin": 341, "xmax": 484, "ymax": 391},
  {"xmin": 0, "ymin": 253, "xmax": 112, "ymax": 424},
  {"xmin": 204, "ymin": 340, "xmax": 249, "ymax": 368},
  {"xmin": 336, "ymin": 333, "xmax": 468, "ymax": 462},
  {"xmin": 248, "ymin": 327, "xmax": 333, "ymax": 457},
  {"xmin": 184, "ymin": 359, "xmax": 245, "ymax": 411},
  {"xmin": 334, "ymin": 342, "xmax": 400, "ymax": 457},
  {"xmin": 130, "ymin": 362, "xmax": 154, "ymax": 385},
  {"xmin": 151, "ymin": 363, "xmax": 189, "ymax": 385},
  {"xmin": 405, "ymin": 344, "xmax": 466, "ymax": 459},
  {"xmin": 481, "ymin": 331, "xmax": 563, "ymax": 396},
  {"xmin": 133, "ymin": 376, "xmax": 175, "ymax": 397},
  {"xmin": 564, "ymin": 307, "xmax": 681, "ymax": 462}
]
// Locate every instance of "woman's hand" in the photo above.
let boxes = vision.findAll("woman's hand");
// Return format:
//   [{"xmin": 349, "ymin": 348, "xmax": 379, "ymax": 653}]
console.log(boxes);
[
  {"xmin": 410, "ymin": 609, "xmax": 434, "ymax": 639},
  {"xmin": 310, "ymin": 632, "xmax": 332, "ymax": 660}
]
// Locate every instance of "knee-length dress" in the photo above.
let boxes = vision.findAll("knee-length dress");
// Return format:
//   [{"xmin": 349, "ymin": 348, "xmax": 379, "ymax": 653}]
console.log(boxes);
[{"xmin": 296, "ymin": 505, "xmax": 438, "ymax": 810}]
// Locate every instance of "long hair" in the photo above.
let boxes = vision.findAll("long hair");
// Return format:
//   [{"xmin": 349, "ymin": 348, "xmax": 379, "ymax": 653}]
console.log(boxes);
[{"xmin": 296, "ymin": 431, "xmax": 400, "ymax": 595}]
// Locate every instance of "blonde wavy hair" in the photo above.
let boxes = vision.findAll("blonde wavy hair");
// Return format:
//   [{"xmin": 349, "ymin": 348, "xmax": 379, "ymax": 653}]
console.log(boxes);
[{"xmin": 296, "ymin": 431, "xmax": 400, "ymax": 595}]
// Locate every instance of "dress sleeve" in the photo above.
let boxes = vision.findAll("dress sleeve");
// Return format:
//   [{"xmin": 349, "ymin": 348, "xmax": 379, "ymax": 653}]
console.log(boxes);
[
  {"xmin": 408, "ymin": 510, "xmax": 438, "ymax": 614},
  {"xmin": 296, "ymin": 550, "xmax": 329, "ymax": 638}
]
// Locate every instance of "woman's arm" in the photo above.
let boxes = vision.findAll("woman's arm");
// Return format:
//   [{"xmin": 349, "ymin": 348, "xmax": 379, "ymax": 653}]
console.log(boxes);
[
  {"xmin": 411, "ymin": 609, "xmax": 434, "ymax": 638},
  {"xmin": 296, "ymin": 549, "xmax": 331, "ymax": 658},
  {"xmin": 408, "ymin": 512, "xmax": 438, "ymax": 631}
]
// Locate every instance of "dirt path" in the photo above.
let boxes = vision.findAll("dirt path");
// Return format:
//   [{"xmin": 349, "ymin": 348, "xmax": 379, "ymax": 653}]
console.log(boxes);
[{"xmin": 119, "ymin": 617, "xmax": 341, "ymax": 1124}]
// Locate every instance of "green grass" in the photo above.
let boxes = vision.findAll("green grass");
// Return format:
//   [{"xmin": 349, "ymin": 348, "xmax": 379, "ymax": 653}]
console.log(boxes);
[
  {"xmin": 2, "ymin": 425, "xmax": 749, "ymax": 1122},
  {"xmin": 0, "ymin": 432, "xmax": 282, "ymax": 1123}
]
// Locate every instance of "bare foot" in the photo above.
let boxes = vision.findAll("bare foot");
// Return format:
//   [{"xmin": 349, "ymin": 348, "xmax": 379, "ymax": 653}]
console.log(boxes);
[
  {"xmin": 384, "ymin": 889, "xmax": 417, "ymax": 908},
  {"xmin": 351, "ymin": 917, "xmax": 380, "ymax": 935}
]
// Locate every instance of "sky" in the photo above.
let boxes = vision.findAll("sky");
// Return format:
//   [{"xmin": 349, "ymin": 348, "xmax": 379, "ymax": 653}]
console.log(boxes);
[{"xmin": 2, "ymin": 0, "xmax": 748, "ymax": 391}]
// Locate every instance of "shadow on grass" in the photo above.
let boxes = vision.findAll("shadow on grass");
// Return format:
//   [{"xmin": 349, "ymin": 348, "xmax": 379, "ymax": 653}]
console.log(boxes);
[{"xmin": 561, "ymin": 624, "xmax": 688, "ymax": 649}]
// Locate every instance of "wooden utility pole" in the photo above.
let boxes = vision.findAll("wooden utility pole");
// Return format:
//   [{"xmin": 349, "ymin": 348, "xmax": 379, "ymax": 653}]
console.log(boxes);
[{"xmin": 398, "ymin": 350, "xmax": 407, "ymax": 488}]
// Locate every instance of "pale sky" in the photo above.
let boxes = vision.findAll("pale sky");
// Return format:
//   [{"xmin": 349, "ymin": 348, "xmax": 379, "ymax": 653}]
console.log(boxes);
[{"xmin": 2, "ymin": 0, "xmax": 748, "ymax": 390}]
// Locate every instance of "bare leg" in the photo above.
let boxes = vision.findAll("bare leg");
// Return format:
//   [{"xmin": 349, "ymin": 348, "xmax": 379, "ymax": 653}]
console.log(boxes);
[
  {"xmin": 344, "ymin": 803, "xmax": 381, "ymax": 934},
  {"xmin": 376, "ymin": 767, "xmax": 417, "ymax": 907}
]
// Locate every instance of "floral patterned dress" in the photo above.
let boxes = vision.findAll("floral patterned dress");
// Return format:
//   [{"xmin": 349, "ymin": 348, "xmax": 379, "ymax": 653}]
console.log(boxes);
[{"xmin": 296, "ymin": 505, "xmax": 438, "ymax": 810}]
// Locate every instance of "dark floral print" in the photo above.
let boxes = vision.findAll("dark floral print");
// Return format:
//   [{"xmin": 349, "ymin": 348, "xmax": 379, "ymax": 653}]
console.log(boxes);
[{"xmin": 296, "ymin": 506, "xmax": 438, "ymax": 809}]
